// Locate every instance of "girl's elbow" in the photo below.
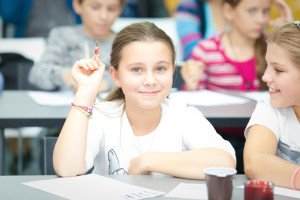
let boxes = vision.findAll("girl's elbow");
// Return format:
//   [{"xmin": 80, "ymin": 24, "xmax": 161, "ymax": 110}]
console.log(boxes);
[
  {"xmin": 244, "ymin": 155, "xmax": 258, "ymax": 179},
  {"xmin": 220, "ymin": 153, "xmax": 236, "ymax": 169},
  {"xmin": 53, "ymin": 160, "xmax": 86, "ymax": 177}
]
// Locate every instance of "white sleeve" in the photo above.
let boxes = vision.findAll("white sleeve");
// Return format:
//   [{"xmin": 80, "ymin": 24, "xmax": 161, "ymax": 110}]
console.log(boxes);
[
  {"xmin": 85, "ymin": 110, "xmax": 104, "ymax": 172},
  {"xmin": 244, "ymin": 101, "xmax": 280, "ymax": 141},
  {"xmin": 182, "ymin": 107, "xmax": 236, "ymax": 161}
]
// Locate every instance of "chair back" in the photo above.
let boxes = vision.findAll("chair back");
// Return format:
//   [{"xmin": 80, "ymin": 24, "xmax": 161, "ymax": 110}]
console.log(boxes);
[
  {"xmin": 42, "ymin": 136, "xmax": 57, "ymax": 175},
  {"xmin": 0, "ymin": 53, "xmax": 36, "ymax": 90},
  {"xmin": 42, "ymin": 136, "xmax": 93, "ymax": 175}
]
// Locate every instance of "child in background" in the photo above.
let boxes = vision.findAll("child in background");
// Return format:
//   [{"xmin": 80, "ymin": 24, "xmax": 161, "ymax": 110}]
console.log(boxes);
[
  {"xmin": 28, "ymin": 0, "xmax": 125, "ymax": 92},
  {"xmin": 180, "ymin": 0, "xmax": 292, "ymax": 91},
  {"xmin": 244, "ymin": 21, "xmax": 300, "ymax": 189},
  {"xmin": 175, "ymin": 0, "xmax": 227, "ymax": 60},
  {"xmin": 53, "ymin": 22, "xmax": 236, "ymax": 178}
]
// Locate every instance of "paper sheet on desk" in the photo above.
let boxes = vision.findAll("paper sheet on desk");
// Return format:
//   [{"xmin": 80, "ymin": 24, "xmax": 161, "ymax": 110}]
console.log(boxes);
[
  {"xmin": 23, "ymin": 174, "xmax": 165, "ymax": 200},
  {"xmin": 165, "ymin": 183, "xmax": 208, "ymax": 199},
  {"xmin": 168, "ymin": 90, "xmax": 249, "ymax": 106},
  {"xmin": 28, "ymin": 91, "xmax": 109, "ymax": 106},
  {"xmin": 238, "ymin": 185, "xmax": 300, "ymax": 198},
  {"xmin": 28, "ymin": 91, "xmax": 74, "ymax": 106},
  {"xmin": 240, "ymin": 91, "xmax": 270, "ymax": 102}
]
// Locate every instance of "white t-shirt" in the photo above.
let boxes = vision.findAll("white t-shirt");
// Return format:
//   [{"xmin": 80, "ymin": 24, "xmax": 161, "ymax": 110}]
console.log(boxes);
[
  {"xmin": 245, "ymin": 101, "xmax": 300, "ymax": 165},
  {"xmin": 85, "ymin": 98, "xmax": 236, "ymax": 175}
]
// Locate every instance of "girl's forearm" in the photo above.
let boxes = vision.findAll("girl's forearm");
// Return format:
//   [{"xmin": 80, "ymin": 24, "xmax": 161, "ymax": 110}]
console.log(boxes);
[
  {"xmin": 53, "ymin": 89, "xmax": 95, "ymax": 177},
  {"xmin": 244, "ymin": 153, "xmax": 300, "ymax": 189},
  {"xmin": 146, "ymin": 148, "xmax": 236, "ymax": 179}
]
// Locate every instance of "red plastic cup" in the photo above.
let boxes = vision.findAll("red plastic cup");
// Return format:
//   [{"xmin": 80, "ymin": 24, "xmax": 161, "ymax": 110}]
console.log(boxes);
[{"xmin": 244, "ymin": 180, "xmax": 274, "ymax": 200}]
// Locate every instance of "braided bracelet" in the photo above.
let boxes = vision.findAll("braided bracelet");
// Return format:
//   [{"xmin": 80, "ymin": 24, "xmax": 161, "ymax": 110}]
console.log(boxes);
[
  {"xmin": 71, "ymin": 103, "xmax": 93, "ymax": 118},
  {"xmin": 291, "ymin": 166, "xmax": 300, "ymax": 190}
]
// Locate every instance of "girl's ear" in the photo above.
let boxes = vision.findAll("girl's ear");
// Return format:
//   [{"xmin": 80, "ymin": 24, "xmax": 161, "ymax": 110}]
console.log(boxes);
[
  {"xmin": 223, "ymin": 2, "xmax": 234, "ymax": 22},
  {"xmin": 73, "ymin": 0, "xmax": 82, "ymax": 15},
  {"xmin": 110, "ymin": 66, "xmax": 121, "ymax": 87}
]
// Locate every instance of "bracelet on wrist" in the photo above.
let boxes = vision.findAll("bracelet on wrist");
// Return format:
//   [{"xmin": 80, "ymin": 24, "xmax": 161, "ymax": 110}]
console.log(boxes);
[
  {"xmin": 71, "ymin": 103, "xmax": 93, "ymax": 118},
  {"xmin": 291, "ymin": 166, "xmax": 300, "ymax": 190}
]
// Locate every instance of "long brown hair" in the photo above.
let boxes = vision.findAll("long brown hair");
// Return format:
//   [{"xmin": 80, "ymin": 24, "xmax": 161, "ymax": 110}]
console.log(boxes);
[
  {"xmin": 222, "ymin": 0, "xmax": 268, "ymax": 90},
  {"xmin": 268, "ymin": 22, "xmax": 300, "ymax": 69},
  {"xmin": 105, "ymin": 22, "xmax": 176, "ymax": 101}
]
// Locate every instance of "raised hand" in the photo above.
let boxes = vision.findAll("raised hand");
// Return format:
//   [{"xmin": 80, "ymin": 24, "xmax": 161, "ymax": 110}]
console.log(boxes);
[
  {"xmin": 269, "ymin": 0, "xmax": 293, "ymax": 27},
  {"xmin": 72, "ymin": 55, "xmax": 105, "ymax": 95},
  {"xmin": 180, "ymin": 59, "xmax": 205, "ymax": 90}
]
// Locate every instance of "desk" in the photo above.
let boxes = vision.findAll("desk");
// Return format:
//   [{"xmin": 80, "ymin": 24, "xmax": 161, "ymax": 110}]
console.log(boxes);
[
  {"xmin": 0, "ymin": 90, "xmax": 69, "ymax": 175},
  {"xmin": 0, "ymin": 174, "xmax": 296, "ymax": 200},
  {"xmin": 0, "ymin": 90, "xmax": 257, "ymax": 175},
  {"xmin": 0, "ymin": 90, "xmax": 256, "ymax": 128}
]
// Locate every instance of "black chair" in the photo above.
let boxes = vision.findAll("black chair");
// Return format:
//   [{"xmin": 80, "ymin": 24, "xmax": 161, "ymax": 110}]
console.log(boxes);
[
  {"xmin": 41, "ymin": 136, "xmax": 57, "ymax": 175},
  {"xmin": 172, "ymin": 66, "xmax": 184, "ymax": 90},
  {"xmin": 41, "ymin": 136, "xmax": 93, "ymax": 175},
  {"xmin": 0, "ymin": 53, "xmax": 37, "ymax": 90}
]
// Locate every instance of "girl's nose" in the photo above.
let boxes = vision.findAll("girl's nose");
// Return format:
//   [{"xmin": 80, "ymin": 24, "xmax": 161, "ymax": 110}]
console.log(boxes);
[
  {"xmin": 143, "ymin": 72, "xmax": 157, "ymax": 86},
  {"xmin": 99, "ymin": 8, "xmax": 108, "ymax": 20},
  {"xmin": 262, "ymin": 70, "xmax": 271, "ymax": 83}
]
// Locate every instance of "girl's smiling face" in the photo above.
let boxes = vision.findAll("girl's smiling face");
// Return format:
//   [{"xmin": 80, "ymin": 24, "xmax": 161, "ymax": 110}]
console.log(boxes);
[
  {"xmin": 263, "ymin": 43, "xmax": 300, "ymax": 108},
  {"xmin": 111, "ymin": 41, "xmax": 174, "ymax": 111}
]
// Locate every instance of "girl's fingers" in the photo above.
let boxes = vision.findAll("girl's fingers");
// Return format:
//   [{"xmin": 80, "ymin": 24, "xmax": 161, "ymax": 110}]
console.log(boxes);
[
  {"xmin": 76, "ymin": 59, "xmax": 98, "ymax": 71},
  {"xmin": 85, "ymin": 59, "xmax": 97, "ymax": 70},
  {"xmin": 89, "ymin": 59, "xmax": 99, "ymax": 70},
  {"xmin": 76, "ymin": 60, "xmax": 89, "ymax": 70}
]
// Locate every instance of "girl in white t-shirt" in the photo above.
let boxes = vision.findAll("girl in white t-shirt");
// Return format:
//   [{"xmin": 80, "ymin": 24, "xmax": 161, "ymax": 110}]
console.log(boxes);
[
  {"xmin": 244, "ymin": 21, "xmax": 300, "ymax": 189},
  {"xmin": 53, "ymin": 22, "xmax": 236, "ymax": 178}
]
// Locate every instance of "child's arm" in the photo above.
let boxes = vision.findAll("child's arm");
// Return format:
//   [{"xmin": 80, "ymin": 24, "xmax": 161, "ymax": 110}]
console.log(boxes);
[
  {"xmin": 128, "ymin": 148, "xmax": 235, "ymax": 179},
  {"xmin": 180, "ymin": 59, "xmax": 205, "ymax": 91},
  {"xmin": 244, "ymin": 125, "xmax": 300, "ymax": 189},
  {"xmin": 53, "ymin": 55, "xmax": 105, "ymax": 177},
  {"xmin": 269, "ymin": 0, "xmax": 293, "ymax": 27}
]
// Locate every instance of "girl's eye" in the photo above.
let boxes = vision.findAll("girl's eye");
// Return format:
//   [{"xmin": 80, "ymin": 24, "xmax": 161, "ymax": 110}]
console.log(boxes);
[
  {"xmin": 275, "ymin": 68, "xmax": 283, "ymax": 73},
  {"xmin": 263, "ymin": 8, "xmax": 270, "ymax": 15},
  {"xmin": 248, "ymin": 8, "xmax": 256, "ymax": 14},
  {"xmin": 132, "ymin": 68, "xmax": 142, "ymax": 72},
  {"xmin": 156, "ymin": 67, "xmax": 166, "ymax": 72},
  {"xmin": 108, "ymin": 6, "xmax": 119, "ymax": 12},
  {"xmin": 90, "ymin": 4, "xmax": 99, "ymax": 10}
]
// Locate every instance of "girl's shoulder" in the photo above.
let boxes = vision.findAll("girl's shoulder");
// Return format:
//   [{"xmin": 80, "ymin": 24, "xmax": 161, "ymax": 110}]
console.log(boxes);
[
  {"xmin": 196, "ymin": 33, "xmax": 223, "ymax": 51},
  {"xmin": 255, "ymin": 100, "xmax": 294, "ymax": 119},
  {"xmin": 163, "ymin": 98, "xmax": 202, "ymax": 117},
  {"xmin": 93, "ymin": 100, "xmax": 125, "ymax": 118}
]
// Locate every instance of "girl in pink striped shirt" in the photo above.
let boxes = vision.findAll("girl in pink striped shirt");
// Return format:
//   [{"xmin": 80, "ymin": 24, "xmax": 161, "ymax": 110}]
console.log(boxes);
[{"xmin": 181, "ymin": 0, "xmax": 293, "ymax": 92}]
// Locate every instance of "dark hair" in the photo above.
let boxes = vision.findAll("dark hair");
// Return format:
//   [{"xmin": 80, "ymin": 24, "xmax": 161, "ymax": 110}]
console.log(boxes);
[
  {"xmin": 268, "ymin": 22, "xmax": 300, "ymax": 68},
  {"xmin": 105, "ymin": 22, "xmax": 175, "ymax": 101},
  {"xmin": 222, "ymin": 0, "xmax": 268, "ymax": 90}
]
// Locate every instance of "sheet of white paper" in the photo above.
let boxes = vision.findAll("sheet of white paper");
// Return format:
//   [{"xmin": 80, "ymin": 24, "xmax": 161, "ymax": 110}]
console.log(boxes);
[
  {"xmin": 28, "ymin": 91, "xmax": 74, "ymax": 106},
  {"xmin": 238, "ymin": 185, "xmax": 300, "ymax": 198},
  {"xmin": 239, "ymin": 91, "xmax": 270, "ymax": 102},
  {"xmin": 168, "ymin": 90, "xmax": 249, "ymax": 106},
  {"xmin": 23, "ymin": 174, "xmax": 165, "ymax": 200},
  {"xmin": 165, "ymin": 183, "xmax": 208, "ymax": 199}
]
